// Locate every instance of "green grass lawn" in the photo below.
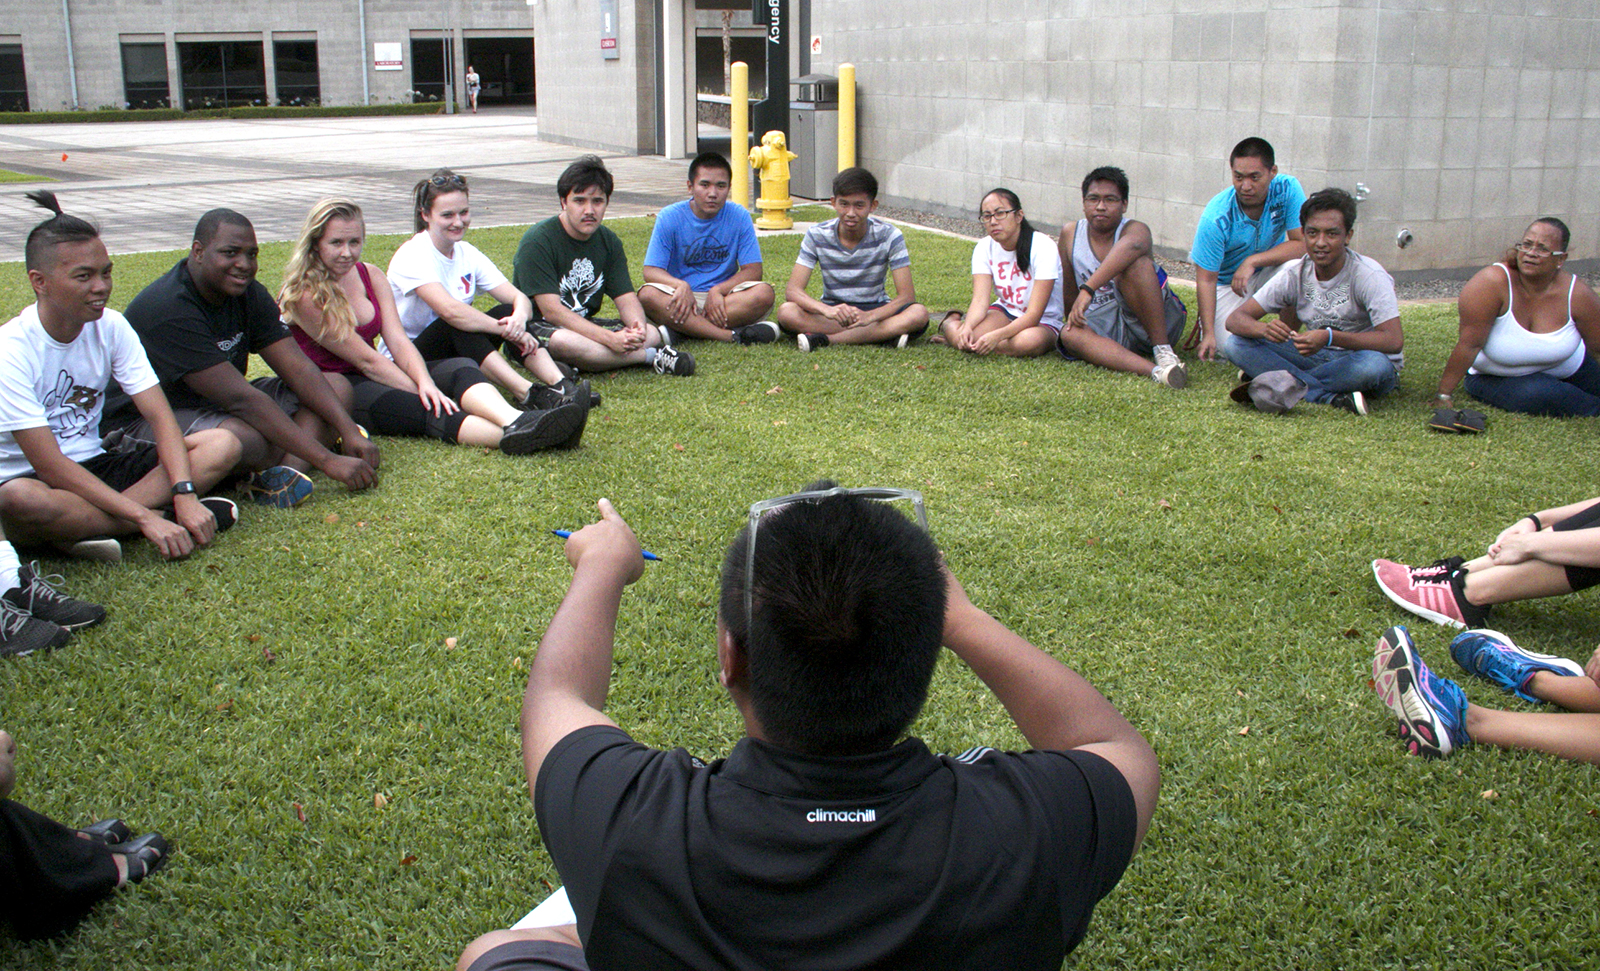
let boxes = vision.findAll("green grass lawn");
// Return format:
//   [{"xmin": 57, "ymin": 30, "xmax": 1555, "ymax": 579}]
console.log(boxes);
[
  {"xmin": 2, "ymin": 215, "xmax": 1598, "ymax": 969},
  {"xmin": 0, "ymin": 170, "xmax": 52, "ymax": 183}
]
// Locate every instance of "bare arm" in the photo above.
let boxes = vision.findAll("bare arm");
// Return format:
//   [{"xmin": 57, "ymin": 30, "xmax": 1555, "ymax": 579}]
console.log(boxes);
[
  {"xmin": 863, "ymin": 265, "xmax": 918, "ymax": 324},
  {"xmin": 1225, "ymin": 296, "xmax": 1293, "ymax": 342},
  {"xmin": 293, "ymin": 292, "xmax": 420, "ymax": 393},
  {"xmin": 782, "ymin": 263, "xmax": 831, "ymax": 316},
  {"xmin": 1291, "ymin": 316, "xmax": 1403, "ymax": 356},
  {"xmin": 257, "ymin": 338, "xmax": 380, "ymax": 473},
  {"xmin": 129, "ymin": 384, "xmax": 215, "ymax": 547},
  {"xmin": 521, "ymin": 499, "xmax": 642, "ymax": 787},
  {"xmin": 1570, "ymin": 277, "xmax": 1600, "ymax": 356},
  {"xmin": 941, "ymin": 564, "xmax": 1159, "ymax": 848},
  {"xmin": 533, "ymin": 292, "xmax": 641, "ymax": 355},
  {"xmin": 1437, "ymin": 266, "xmax": 1503, "ymax": 400},
  {"xmin": 710, "ymin": 262, "xmax": 765, "ymax": 297},
  {"xmin": 1232, "ymin": 229, "xmax": 1306, "ymax": 294},
  {"xmin": 411, "ymin": 281, "xmax": 512, "ymax": 335},
  {"xmin": 1194, "ymin": 267, "xmax": 1220, "ymax": 360}
]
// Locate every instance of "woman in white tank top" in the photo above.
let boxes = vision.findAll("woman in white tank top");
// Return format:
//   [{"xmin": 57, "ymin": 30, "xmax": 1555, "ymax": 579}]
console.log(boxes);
[{"xmin": 1435, "ymin": 218, "xmax": 1600, "ymax": 417}]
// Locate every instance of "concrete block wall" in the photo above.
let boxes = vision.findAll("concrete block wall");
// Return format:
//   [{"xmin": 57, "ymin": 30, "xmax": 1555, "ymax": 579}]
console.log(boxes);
[
  {"xmin": 533, "ymin": 0, "xmax": 657, "ymax": 154},
  {"xmin": 15, "ymin": 0, "xmax": 534, "ymax": 112},
  {"xmin": 808, "ymin": 0, "xmax": 1598, "ymax": 276}
]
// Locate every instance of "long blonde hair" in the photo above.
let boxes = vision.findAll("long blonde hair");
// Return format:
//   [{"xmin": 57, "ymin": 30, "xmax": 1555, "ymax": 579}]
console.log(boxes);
[{"xmin": 279, "ymin": 198, "xmax": 365, "ymax": 343}]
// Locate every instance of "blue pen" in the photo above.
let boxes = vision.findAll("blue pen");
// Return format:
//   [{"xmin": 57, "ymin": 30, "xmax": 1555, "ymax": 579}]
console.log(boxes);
[{"xmin": 551, "ymin": 529, "xmax": 660, "ymax": 561}]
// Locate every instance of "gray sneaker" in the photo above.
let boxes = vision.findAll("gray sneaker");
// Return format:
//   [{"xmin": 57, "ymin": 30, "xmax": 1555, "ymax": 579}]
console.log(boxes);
[
  {"xmin": 1152, "ymin": 361, "xmax": 1188, "ymax": 389},
  {"xmin": 733, "ymin": 321, "xmax": 780, "ymax": 345},
  {"xmin": 4, "ymin": 563, "xmax": 106, "ymax": 631},
  {"xmin": 0, "ymin": 597, "xmax": 70, "ymax": 658},
  {"xmin": 653, "ymin": 344, "xmax": 696, "ymax": 376}
]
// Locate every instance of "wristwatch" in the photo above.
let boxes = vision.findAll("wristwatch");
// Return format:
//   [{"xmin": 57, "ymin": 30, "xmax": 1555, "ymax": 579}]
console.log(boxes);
[{"xmin": 171, "ymin": 480, "xmax": 197, "ymax": 496}]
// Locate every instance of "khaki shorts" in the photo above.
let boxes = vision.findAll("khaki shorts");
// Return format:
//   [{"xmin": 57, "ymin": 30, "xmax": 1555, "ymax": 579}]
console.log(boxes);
[{"xmin": 640, "ymin": 279, "xmax": 763, "ymax": 314}]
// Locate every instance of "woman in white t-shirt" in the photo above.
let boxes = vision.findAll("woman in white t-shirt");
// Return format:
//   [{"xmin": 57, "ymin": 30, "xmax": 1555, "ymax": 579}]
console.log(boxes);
[
  {"xmin": 937, "ymin": 188, "xmax": 1063, "ymax": 357},
  {"xmin": 387, "ymin": 169, "xmax": 570, "ymax": 409},
  {"xmin": 465, "ymin": 66, "xmax": 481, "ymax": 114}
]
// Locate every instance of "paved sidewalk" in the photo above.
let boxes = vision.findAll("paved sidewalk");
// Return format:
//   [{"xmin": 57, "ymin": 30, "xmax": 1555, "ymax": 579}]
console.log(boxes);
[{"xmin": 0, "ymin": 109, "xmax": 691, "ymax": 262}]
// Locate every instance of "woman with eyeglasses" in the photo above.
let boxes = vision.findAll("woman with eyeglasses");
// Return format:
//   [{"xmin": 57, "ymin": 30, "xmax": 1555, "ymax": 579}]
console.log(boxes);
[
  {"xmin": 935, "ymin": 188, "xmax": 1063, "ymax": 357},
  {"xmin": 280, "ymin": 198, "xmax": 589, "ymax": 455},
  {"xmin": 1433, "ymin": 217, "xmax": 1600, "ymax": 419},
  {"xmin": 388, "ymin": 169, "xmax": 582, "ymax": 411}
]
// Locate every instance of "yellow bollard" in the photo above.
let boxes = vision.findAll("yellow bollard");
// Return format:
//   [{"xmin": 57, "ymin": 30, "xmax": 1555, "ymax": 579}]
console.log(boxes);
[
  {"xmin": 838, "ymin": 63, "xmax": 856, "ymax": 171},
  {"xmin": 730, "ymin": 62, "xmax": 750, "ymax": 213},
  {"xmin": 748, "ymin": 130, "xmax": 797, "ymax": 230}
]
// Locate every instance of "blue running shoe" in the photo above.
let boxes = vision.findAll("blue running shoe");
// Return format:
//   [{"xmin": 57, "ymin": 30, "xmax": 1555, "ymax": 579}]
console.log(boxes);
[
  {"xmin": 1372, "ymin": 625, "xmax": 1470, "ymax": 758},
  {"xmin": 1449, "ymin": 628, "xmax": 1583, "ymax": 703},
  {"xmin": 244, "ymin": 466, "xmax": 314, "ymax": 509}
]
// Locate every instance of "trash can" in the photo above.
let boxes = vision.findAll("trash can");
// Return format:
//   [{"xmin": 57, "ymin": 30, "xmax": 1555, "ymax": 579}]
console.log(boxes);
[{"xmin": 788, "ymin": 74, "xmax": 839, "ymax": 200}]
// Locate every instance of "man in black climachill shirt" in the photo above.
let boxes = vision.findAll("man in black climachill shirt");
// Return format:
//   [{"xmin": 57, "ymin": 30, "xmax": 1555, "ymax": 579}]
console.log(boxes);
[{"xmin": 457, "ymin": 482, "xmax": 1160, "ymax": 971}]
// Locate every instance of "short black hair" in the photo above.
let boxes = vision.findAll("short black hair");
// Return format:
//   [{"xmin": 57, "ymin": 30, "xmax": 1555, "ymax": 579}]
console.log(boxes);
[
  {"xmin": 1229, "ymin": 136, "xmax": 1276, "ymax": 169},
  {"xmin": 719, "ymin": 480, "xmax": 947, "ymax": 757},
  {"xmin": 558, "ymin": 155, "xmax": 614, "ymax": 201},
  {"xmin": 24, "ymin": 190, "xmax": 99, "ymax": 271},
  {"xmin": 194, "ymin": 208, "xmax": 254, "ymax": 247},
  {"xmin": 832, "ymin": 166, "xmax": 878, "ymax": 200},
  {"xmin": 1301, "ymin": 187, "xmax": 1358, "ymax": 233},
  {"xmin": 688, "ymin": 151, "xmax": 733, "ymax": 183},
  {"xmin": 1081, "ymin": 166, "xmax": 1129, "ymax": 201},
  {"xmin": 1532, "ymin": 216, "xmax": 1571, "ymax": 252}
]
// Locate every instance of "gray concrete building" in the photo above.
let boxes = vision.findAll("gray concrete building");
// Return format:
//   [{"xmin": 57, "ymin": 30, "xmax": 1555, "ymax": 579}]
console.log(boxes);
[
  {"xmin": 534, "ymin": 0, "xmax": 1599, "ymax": 277},
  {"xmin": 6, "ymin": 1, "xmax": 535, "ymax": 113}
]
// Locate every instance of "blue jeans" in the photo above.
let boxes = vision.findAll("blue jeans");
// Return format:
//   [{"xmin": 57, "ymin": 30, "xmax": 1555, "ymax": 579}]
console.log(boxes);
[
  {"xmin": 1224, "ymin": 335, "xmax": 1398, "ymax": 404},
  {"xmin": 1463, "ymin": 354, "xmax": 1600, "ymax": 417}
]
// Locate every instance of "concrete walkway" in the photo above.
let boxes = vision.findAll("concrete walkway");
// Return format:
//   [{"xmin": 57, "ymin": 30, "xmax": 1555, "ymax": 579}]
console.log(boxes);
[{"xmin": 0, "ymin": 108, "xmax": 693, "ymax": 262}]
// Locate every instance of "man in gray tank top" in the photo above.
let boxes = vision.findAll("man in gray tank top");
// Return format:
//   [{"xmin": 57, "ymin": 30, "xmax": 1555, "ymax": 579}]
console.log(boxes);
[{"xmin": 1055, "ymin": 167, "xmax": 1189, "ymax": 389}]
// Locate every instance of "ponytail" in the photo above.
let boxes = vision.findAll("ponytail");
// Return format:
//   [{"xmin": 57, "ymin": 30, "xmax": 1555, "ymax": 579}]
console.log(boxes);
[{"xmin": 24, "ymin": 190, "xmax": 100, "ymax": 271}]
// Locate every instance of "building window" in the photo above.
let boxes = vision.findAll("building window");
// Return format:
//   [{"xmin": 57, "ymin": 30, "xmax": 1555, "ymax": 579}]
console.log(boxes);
[
  {"xmin": 274, "ymin": 40, "xmax": 319, "ymax": 106},
  {"xmin": 121, "ymin": 43, "xmax": 170, "ymax": 109},
  {"xmin": 178, "ymin": 41, "xmax": 266, "ymax": 109},
  {"xmin": 0, "ymin": 43, "xmax": 27, "ymax": 113},
  {"xmin": 409, "ymin": 38, "xmax": 446, "ymax": 103}
]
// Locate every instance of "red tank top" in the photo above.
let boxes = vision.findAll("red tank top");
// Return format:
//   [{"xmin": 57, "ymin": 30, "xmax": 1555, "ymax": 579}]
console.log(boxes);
[{"xmin": 290, "ymin": 262, "xmax": 386, "ymax": 374}]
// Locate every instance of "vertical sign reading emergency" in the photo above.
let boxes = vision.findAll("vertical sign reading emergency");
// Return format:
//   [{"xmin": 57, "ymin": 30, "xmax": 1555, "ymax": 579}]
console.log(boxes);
[{"xmin": 600, "ymin": 0, "xmax": 620, "ymax": 59}]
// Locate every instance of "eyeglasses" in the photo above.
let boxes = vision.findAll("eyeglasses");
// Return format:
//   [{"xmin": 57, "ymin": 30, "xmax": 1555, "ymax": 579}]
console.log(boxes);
[
  {"xmin": 428, "ymin": 173, "xmax": 467, "ymax": 190},
  {"xmin": 1514, "ymin": 241, "xmax": 1565, "ymax": 258},
  {"xmin": 744, "ymin": 487, "xmax": 927, "ymax": 626},
  {"xmin": 979, "ymin": 208, "xmax": 1018, "ymax": 223}
]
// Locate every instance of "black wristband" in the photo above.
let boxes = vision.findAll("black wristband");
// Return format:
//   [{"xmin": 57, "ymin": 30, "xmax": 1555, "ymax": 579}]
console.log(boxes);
[{"xmin": 1527, "ymin": 514, "xmax": 1543, "ymax": 531}]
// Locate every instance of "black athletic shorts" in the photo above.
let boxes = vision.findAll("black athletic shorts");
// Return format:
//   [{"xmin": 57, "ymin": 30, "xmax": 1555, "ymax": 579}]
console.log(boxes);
[
  {"xmin": 1553, "ymin": 499, "xmax": 1600, "ymax": 591},
  {"xmin": 464, "ymin": 940, "xmax": 588, "ymax": 971}
]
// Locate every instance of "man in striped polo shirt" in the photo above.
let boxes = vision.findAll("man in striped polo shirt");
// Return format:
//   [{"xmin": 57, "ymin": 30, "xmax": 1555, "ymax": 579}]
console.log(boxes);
[{"xmin": 774, "ymin": 167, "xmax": 929, "ymax": 351}]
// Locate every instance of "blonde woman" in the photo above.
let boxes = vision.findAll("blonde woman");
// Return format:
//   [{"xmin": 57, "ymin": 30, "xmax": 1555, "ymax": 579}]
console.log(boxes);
[{"xmin": 279, "ymin": 199, "xmax": 588, "ymax": 454}]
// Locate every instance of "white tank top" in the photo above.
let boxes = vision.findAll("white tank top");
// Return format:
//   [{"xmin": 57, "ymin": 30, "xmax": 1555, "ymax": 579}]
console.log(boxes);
[
  {"xmin": 1470, "ymin": 263, "xmax": 1584, "ymax": 379},
  {"xmin": 1070, "ymin": 217, "xmax": 1125, "ymax": 298}
]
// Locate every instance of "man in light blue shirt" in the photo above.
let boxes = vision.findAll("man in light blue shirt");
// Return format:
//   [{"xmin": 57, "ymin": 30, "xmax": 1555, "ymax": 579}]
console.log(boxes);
[
  {"xmin": 1187, "ymin": 137, "xmax": 1306, "ymax": 362},
  {"xmin": 638, "ymin": 153, "xmax": 777, "ymax": 344}
]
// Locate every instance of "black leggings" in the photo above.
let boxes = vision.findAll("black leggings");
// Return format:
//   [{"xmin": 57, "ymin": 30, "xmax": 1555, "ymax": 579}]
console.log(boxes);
[
  {"xmin": 1553, "ymin": 499, "xmax": 1600, "ymax": 591},
  {"xmin": 349, "ymin": 358, "xmax": 486, "ymax": 443}
]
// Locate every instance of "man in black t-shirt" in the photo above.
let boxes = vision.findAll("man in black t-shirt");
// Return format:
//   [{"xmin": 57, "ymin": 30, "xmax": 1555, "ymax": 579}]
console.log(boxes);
[
  {"xmin": 511, "ymin": 156, "xmax": 693, "ymax": 381},
  {"xmin": 104, "ymin": 209, "xmax": 378, "ymax": 507},
  {"xmin": 456, "ymin": 483, "xmax": 1160, "ymax": 971}
]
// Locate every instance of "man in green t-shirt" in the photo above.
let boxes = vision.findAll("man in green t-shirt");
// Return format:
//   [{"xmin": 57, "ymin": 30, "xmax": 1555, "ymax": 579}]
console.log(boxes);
[{"xmin": 512, "ymin": 156, "xmax": 695, "ymax": 378}]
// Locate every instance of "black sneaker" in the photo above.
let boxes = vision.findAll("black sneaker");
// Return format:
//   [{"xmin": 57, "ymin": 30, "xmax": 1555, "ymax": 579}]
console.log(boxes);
[
  {"xmin": 1330, "ymin": 391, "xmax": 1368, "ymax": 415},
  {"xmin": 501, "ymin": 393, "xmax": 590, "ymax": 454},
  {"xmin": 4, "ymin": 563, "xmax": 106, "ymax": 631},
  {"xmin": 797, "ymin": 333, "xmax": 830, "ymax": 352},
  {"xmin": 526, "ymin": 378, "xmax": 602, "ymax": 410},
  {"xmin": 733, "ymin": 321, "xmax": 780, "ymax": 345},
  {"xmin": 652, "ymin": 344, "xmax": 696, "ymax": 376},
  {"xmin": 0, "ymin": 597, "xmax": 71, "ymax": 657}
]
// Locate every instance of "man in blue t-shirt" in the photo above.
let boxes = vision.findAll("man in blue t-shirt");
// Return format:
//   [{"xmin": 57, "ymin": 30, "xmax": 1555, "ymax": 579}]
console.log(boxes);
[
  {"xmin": 1187, "ymin": 137, "xmax": 1307, "ymax": 362},
  {"xmin": 638, "ymin": 153, "xmax": 778, "ymax": 345},
  {"xmin": 455, "ymin": 483, "xmax": 1159, "ymax": 971}
]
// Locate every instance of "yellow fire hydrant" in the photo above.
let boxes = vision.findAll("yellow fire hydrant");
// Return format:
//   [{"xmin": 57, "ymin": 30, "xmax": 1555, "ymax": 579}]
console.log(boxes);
[{"xmin": 748, "ymin": 130, "xmax": 798, "ymax": 230}]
